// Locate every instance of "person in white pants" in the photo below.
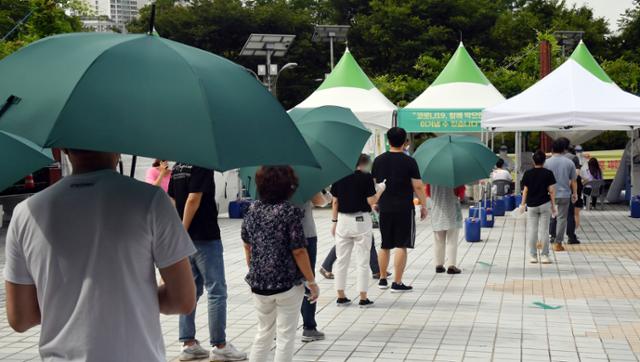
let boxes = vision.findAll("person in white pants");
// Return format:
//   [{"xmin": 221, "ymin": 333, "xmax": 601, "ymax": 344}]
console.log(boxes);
[
  {"xmin": 330, "ymin": 154, "xmax": 386, "ymax": 307},
  {"xmin": 427, "ymin": 184, "xmax": 465, "ymax": 275},
  {"xmin": 241, "ymin": 166, "xmax": 320, "ymax": 362}
]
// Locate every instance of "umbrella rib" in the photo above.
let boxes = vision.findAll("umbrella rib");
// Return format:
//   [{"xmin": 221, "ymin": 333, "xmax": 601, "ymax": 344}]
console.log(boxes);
[
  {"xmin": 156, "ymin": 39, "xmax": 221, "ymax": 169},
  {"xmin": 53, "ymin": 35, "xmax": 144, "ymax": 149}
]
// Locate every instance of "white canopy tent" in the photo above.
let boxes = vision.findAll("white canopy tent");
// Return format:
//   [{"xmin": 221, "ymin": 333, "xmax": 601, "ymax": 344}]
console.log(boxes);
[
  {"xmin": 398, "ymin": 42, "xmax": 504, "ymax": 137},
  {"xmin": 483, "ymin": 53, "xmax": 640, "ymax": 196},
  {"xmin": 295, "ymin": 48, "xmax": 395, "ymax": 156}
]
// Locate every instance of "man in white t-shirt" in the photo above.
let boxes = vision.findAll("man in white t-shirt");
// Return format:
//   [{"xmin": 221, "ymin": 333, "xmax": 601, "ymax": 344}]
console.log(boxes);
[
  {"xmin": 3, "ymin": 150, "xmax": 197, "ymax": 362},
  {"xmin": 490, "ymin": 159, "xmax": 513, "ymax": 182}
]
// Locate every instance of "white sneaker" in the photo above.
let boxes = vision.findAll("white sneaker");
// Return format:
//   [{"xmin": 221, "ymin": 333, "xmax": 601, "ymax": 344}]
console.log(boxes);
[
  {"xmin": 540, "ymin": 255, "xmax": 552, "ymax": 264},
  {"xmin": 529, "ymin": 256, "xmax": 539, "ymax": 264},
  {"xmin": 180, "ymin": 342, "xmax": 209, "ymax": 361},
  {"xmin": 210, "ymin": 343, "xmax": 247, "ymax": 361}
]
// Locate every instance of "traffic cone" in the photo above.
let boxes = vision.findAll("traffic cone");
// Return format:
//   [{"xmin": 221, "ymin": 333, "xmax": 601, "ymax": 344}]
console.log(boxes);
[{"xmin": 25, "ymin": 174, "xmax": 35, "ymax": 189}]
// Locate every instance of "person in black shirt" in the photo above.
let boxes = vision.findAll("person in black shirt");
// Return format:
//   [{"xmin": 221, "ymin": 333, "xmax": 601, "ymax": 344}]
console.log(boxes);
[
  {"xmin": 168, "ymin": 163, "xmax": 246, "ymax": 361},
  {"xmin": 520, "ymin": 150, "xmax": 557, "ymax": 265},
  {"xmin": 371, "ymin": 127, "xmax": 427, "ymax": 293},
  {"xmin": 329, "ymin": 154, "xmax": 386, "ymax": 307}
]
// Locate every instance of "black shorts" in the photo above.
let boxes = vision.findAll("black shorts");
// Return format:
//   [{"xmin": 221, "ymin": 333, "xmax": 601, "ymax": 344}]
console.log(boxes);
[{"xmin": 379, "ymin": 210, "xmax": 416, "ymax": 249}]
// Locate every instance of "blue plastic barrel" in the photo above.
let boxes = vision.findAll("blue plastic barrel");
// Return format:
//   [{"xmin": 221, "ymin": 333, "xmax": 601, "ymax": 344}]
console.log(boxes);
[
  {"xmin": 493, "ymin": 198, "xmax": 506, "ymax": 216},
  {"xmin": 481, "ymin": 208, "xmax": 494, "ymax": 228},
  {"xmin": 515, "ymin": 194, "xmax": 522, "ymax": 207},
  {"xmin": 505, "ymin": 195, "xmax": 516, "ymax": 211},
  {"xmin": 465, "ymin": 218, "xmax": 481, "ymax": 242},
  {"xmin": 631, "ymin": 197, "xmax": 640, "ymax": 218}
]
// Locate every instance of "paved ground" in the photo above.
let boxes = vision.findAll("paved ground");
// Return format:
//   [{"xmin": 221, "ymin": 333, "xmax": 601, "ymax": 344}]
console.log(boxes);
[{"xmin": 1, "ymin": 205, "xmax": 640, "ymax": 361}]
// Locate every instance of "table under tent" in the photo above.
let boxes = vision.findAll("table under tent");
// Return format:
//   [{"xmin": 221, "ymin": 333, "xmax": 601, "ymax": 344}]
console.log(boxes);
[
  {"xmin": 483, "ymin": 41, "xmax": 640, "ymax": 205},
  {"xmin": 397, "ymin": 42, "xmax": 505, "ymax": 200},
  {"xmin": 295, "ymin": 48, "xmax": 396, "ymax": 157}
]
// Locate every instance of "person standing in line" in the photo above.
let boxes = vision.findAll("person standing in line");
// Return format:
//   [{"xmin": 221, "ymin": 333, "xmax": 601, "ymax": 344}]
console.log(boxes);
[
  {"xmin": 329, "ymin": 154, "xmax": 386, "ymax": 307},
  {"xmin": 371, "ymin": 127, "xmax": 428, "ymax": 292},
  {"xmin": 426, "ymin": 183, "xmax": 465, "ymax": 274},
  {"xmin": 241, "ymin": 166, "xmax": 319, "ymax": 362},
  {"xmin": 4, "ymin": 150, "xmax": 197, "ymax": 362},
  {"xmin": 146, "ymin": 159, "xmax": 172, "ymax": 192},
  {"xmin": 562, "ymin": 139, "xmax": 582, "ymax": 244},
  {"xmin": 520, "ymin": 150, "xmax": 557, "ymax": 264},
  {"xmin": 297, "ymin": 192, "xmax": 330, "ymax": 342},
  {"xmin": 169, "ymin": 163, "xmax": 247, "ymax": 361},
  {"xmin": 582, "ymin": 157, "xmax": 603, "ymax": 209},
  {"xmin": 545, "ymin": 139, "xmax": 578, "ymax": 252}
]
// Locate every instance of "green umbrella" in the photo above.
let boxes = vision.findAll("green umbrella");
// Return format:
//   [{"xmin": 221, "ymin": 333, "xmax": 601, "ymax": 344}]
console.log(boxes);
[
  {"xmin": 0, "ymin": 131, "xmax": 53, "ymax": 192},
  {"xmin": 413, "ymin": 135, "xmax": 498, "ymax": 188},
  {"xmin": 240, "ymin": 106, "xmax": 371, "ymax": 204},
  {"xmin": 0, "ymin": 33, "xmax": 316, "ymax": 171}
]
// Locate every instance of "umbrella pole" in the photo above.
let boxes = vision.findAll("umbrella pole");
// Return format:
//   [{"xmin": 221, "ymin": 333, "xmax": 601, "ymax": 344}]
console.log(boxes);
[{"xmin": 130, "ymin": 155, "xmax": 137, "ymax": 178}]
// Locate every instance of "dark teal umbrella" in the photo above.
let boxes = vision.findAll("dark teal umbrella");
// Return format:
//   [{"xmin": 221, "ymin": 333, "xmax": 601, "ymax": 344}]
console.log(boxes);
[
  {"xmin": 0, "ymin": 32, "xmax": 316, "ymax": 171},
  {"xmin": 413, "ymin": 135, "xmax": 497, "ymax": 187},
  {"xmin": 1, "ymin": 131, "xmax": 53, "ymax": 192},
  {"xmin": 240, "ymin": 106, "xmax": 371, "ymax": 204}
]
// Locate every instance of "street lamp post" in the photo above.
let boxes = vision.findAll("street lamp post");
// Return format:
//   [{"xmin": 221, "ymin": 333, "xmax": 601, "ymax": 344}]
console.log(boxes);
[
  {"xmin": 313, "ymin": 25, "xmax": 350, "ymax": 70},
  {"xmin": 240, "ymin": 34, "xmax": 296, "ymax": 96}
]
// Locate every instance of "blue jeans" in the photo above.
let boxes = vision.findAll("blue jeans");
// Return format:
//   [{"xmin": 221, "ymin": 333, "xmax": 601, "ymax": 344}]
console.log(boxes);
[
  {"xmin": 179, "ymin": 240, "xmax": 227, "ymax": 346},
  {"xmin": 301, "ymin": 237, "xmax": 317, "ymax": 330}
]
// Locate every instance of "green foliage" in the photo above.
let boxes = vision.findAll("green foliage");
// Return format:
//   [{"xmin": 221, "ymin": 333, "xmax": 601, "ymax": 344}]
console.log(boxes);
[
  {"xmin": 372, "ymin": 74, "xmax": 426, "ymax": 107},
  {"xmin": 0, "ymin": 0, "xmax": 83, "ymax": 60}
]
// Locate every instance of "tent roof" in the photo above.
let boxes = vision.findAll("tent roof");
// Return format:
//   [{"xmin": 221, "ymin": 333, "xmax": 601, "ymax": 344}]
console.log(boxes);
[
  {"xmin": 431, "ymin": 42, "xmax": 490, "ymax": 86},
  {"xmin": 294, "ymin": 48, "xmax": 395, "ymax": 129},
  {"xmin": 405, "ymin": 42, "xmax": 504, "ymax": 109},
  {"xmin": 482, "ymin": 58, "xmax": 640, "ymax": 131},
  {"xmin": 569, "ymin": 40, "xmax": 613, "ymax": 84},
  {"xmin": 317, "ymin": 48, "xmax": 375, "ymax": 91}
]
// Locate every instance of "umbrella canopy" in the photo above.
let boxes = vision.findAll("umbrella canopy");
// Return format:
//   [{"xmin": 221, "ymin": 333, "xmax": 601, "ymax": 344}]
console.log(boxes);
[
  {"xmin": 295, "ymin": 48, "xmax": 395, "ymax": 156},
  {"xmin": 0, "ymin": 131, "xmax": 53, "ymax": 192},
  {"xmin": 399, "ymin": 42, "xmax": 504, "ymax": 134},
  {"xmin": 240, "ymin": 106, "xmax": 371, "ymax": 204},
  {"xmin": 413, "ymin": 135, "xmax": 498, "ymax": 188},
  {"xmin": 482, "ymin": 41, "xmax": 640, "ymax": 132},
  {"xmin": 0, "ymin": 32, "xmax": 317, "ymax": 171}
]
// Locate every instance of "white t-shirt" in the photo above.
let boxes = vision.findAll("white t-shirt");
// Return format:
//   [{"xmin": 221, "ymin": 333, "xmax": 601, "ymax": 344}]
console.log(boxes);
[
  {"xmin": 3, "ymin": 169, "xmax": 195, "ymax": 362},
  {"xmin": 491, "ymin": 168, "xmax": 513, "ymax": 182}
]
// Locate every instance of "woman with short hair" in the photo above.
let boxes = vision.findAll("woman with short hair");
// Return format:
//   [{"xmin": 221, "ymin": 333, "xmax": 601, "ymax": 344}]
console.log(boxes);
[{"xmin": 241, "ymin": 166, "xmax": 319, "ymax": 362}]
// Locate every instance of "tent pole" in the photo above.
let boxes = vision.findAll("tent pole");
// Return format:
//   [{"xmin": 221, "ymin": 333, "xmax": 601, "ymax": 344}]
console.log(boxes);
[
  {"xmin": 631, "ymin": 128, "xmax": 636, "ymax": 203},
  {"xmin": 490, "ymin": 131, "xmax": 494, "ymax": 152},
  {"xmin": 515, "ymin": 131, "xmax": 521, "ymax": 194}
]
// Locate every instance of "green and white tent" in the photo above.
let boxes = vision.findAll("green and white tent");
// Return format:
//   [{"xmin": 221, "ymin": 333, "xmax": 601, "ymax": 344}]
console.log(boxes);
[
  {"xmin": 295, "ymin": 48, "xmax": 395, "ymax": 156},
  {"xmin": 545, "ymin": 40, "xmax": 614, "ymax": 144},
  {"xmin": 398, "ymin": 42, "xmax": 504, "ymax": 133}
]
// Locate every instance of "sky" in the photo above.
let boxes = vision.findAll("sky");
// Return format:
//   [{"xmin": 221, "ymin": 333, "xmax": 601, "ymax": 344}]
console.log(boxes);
[{"xmin": 569, "ymin": 0, "xmax": 635, "ymax": 32}]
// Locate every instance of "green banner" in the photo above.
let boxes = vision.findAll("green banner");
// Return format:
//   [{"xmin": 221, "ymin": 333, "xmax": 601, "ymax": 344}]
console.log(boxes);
[{"xmin": 397, "ymin": 108, "xmax": 483, "ymax": 132}]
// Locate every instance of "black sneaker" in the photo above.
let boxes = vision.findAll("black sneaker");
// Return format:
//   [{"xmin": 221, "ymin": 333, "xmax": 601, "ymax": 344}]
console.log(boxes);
[
  {"xmin": 567, "ymin": 238, "xmax": 581, "ymax": 244},
  {"xmin": 447, "ymin": 266, "xmax": 462, "ymax": 274},
  {"xmin": 390, "ymin": 282, "xmax": 413, "ymax": 293},
  {"xmin": 336, "ymin": 297, "xmax": 352, "ymax": 306},
  {"xmin": 378, "ymin": 278, "xmax": 389, "ymax": 289},
  {"xmin": 435, "ymin": 265, "xmax": 446, "ymax": 273},
  {"xmin": 359, "ymin": 299, "xmax": 374, "ymax": 308}
]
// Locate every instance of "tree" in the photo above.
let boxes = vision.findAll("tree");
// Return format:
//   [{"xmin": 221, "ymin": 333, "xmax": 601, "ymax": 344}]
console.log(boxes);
[{"xmin": 0, "ymin": 0, "xmax": 83, "ymax": 59}]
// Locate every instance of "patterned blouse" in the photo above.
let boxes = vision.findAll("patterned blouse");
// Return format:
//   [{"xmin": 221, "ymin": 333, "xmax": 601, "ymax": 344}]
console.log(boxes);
[{"xmin": 241, "ymin": 200, "xmax": 308, "ymax": 294}]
